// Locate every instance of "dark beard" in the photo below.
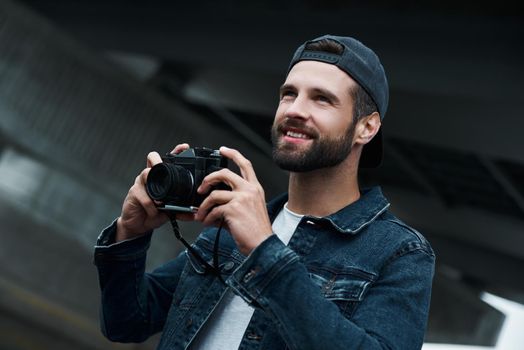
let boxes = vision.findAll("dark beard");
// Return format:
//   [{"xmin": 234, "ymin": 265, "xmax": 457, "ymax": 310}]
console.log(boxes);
[{"xmin": 271, "ymin": 120, "xmax": 355, "ymax": 172}]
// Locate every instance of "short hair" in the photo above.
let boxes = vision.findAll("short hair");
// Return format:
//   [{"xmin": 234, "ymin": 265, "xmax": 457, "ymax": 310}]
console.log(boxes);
[{"xmin": 304, "ymin": 39, "xmax": 378, "ymax": 121}]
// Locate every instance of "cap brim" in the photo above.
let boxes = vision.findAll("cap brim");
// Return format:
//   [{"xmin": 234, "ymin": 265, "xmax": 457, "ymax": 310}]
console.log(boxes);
[{"xmin": 359, "ymin": 129, "xmax": 383, "ymax": 168}]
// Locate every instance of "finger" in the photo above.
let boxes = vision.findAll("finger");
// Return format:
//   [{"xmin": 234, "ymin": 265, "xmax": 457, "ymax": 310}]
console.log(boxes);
[
  {"xmin": 170, "ymin": 143, "xmax": 190, "ymax": 155},
  {"xmin": 139, "ymin": 195, "xmax": 161, "ymax": 219},
  {"xmin": 195, "ymin": 190, "xmax": 234, "ymax": 221},
  {"xmin": 131, "ymin": 183, "xmax": 161, "ymax": 219},
  {"xmin": 219, "ymin": 146, "xmax": 258, "ymax": 183},
  {"xmin": 197, "ymin": 168, "xmax": 244, "ymax": 194},
  {"xmin": 200, "ymin": 204, "xmax": 226, "ymax": 227},
  {"xmin": 138, "ymin": 168, "xmax": 151, "ymax": 185},
  {"xmin": 146, "ymin": 152, "xmax": 162, "ymax": 168},
  {"xmin": 175, "ymin": 212, "xmax": 197, "ymax": 222}
]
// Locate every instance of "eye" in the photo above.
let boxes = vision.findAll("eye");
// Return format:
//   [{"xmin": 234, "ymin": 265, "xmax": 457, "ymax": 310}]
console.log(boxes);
[
  {"xmin": 280, "ymin": 89, "xmax": 297, "ymax": 100},
  {"xmin": 316, "ymin": 95, "xmax": 331, "ymax": 104}
]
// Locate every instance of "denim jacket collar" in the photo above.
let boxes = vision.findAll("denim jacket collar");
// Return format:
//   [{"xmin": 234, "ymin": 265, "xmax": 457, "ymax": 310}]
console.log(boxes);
[{"xmin": 267, "ymin": 186, "xmax": 390, "ymax": 235}]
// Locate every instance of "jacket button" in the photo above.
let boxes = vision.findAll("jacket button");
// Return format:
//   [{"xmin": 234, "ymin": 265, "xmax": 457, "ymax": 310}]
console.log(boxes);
[
  {"xmin": 186, "ymin": 318, "xmax": 193, "ymax": 327},
  {"xmin": 223, "ymin": 261, "xmax": 235, "ymax": 271},
  {"xmin": 243, "ymin": 269, "xmax": 257, "ymax": 283}
]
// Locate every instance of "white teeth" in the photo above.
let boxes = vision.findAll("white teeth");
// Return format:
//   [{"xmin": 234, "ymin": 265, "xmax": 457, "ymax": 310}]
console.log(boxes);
[{"xmin": 286, "ymin": 131, "xmax": 308, "ymax": 139}]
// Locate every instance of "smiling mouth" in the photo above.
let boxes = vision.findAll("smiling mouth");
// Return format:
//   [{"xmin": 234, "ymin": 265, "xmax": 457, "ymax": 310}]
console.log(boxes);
[
  {"xmin": 285, "ymin": 130, "xmax": 310, "ymax": 139},
  {"xmin": 275, "ymin": 120, "xmax": 317, "ymax": 143}
]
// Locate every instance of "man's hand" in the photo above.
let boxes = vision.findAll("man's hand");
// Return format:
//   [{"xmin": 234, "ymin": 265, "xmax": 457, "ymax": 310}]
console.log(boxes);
[
  {"xmin": 195, "ymin": 146, "xmax": 273, "ymax": 256},
  {"xmin": 116, "ymin": 143, "xmax": 194, "ymax": 242}
]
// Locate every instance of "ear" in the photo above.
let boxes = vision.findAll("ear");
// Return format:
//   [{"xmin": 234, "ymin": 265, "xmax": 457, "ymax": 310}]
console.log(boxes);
[{"xmin": 354, "ymin": 112, "xmax": 381, "ymax": 146}]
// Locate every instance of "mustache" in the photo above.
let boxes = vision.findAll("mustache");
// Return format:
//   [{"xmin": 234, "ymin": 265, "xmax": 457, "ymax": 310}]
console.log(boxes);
[{"xmin": 276, "ymin": 119, "xmax": 319, "ymax": 138}]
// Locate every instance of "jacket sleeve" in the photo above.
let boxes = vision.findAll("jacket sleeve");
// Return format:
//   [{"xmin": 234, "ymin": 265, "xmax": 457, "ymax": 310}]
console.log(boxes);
[
  {"xmin": 227, "ymin": 235, "xmax": 435, "ymax": 350},
  {"xmin": 93, "ymin": 221, "xmax": 187, "ymax": 342}
]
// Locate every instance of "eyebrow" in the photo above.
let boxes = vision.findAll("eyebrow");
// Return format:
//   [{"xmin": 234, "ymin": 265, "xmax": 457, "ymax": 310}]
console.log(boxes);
[
  {"xmin": 279, "ymin": 83, "xmax": 295, "ymax": 96},
  {"xmin": 311, "ymin": 87, "xmax": 340, "ymax": 105},
  {"xmin": 279, "ymin": 83, "xmax": 341, "ymax": 105}
]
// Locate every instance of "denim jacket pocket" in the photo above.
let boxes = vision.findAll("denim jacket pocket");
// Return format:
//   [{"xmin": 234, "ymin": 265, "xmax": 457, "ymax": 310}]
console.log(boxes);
[
  {"xmin": 308, "ymin": 267, "xmax": 374, "ymax": 318},
  {"xmin": 169, "ymin": 244, "xmax": 214, "ymax": 310},
  {"xmin": 186, "ymin": 237, "xmax": 241, "ymax": 275},
  {"xmin": 175, "ymin": 238, "xmax": 240, "ymax": 307}
]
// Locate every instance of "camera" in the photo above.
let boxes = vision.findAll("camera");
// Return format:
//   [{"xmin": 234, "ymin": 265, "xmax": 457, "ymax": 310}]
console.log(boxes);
[{"xmin": 146, "ymin": 147, "xmax": 228, "ymax": 212}]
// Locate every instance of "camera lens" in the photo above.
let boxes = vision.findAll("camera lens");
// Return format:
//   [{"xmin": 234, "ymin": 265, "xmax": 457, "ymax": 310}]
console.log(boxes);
[{"xmin": 146, "ymin": 163, "xmax": 194, "ymax": 203}]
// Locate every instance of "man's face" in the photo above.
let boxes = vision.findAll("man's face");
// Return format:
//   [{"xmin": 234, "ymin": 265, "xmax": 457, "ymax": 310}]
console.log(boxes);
[{"xmin": 271, "ymin": 60, "xmax": 357, "ymax": 172}]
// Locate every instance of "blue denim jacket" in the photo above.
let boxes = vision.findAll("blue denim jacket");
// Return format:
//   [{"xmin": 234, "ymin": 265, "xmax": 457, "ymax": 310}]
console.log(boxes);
[{"xmin": 94, "ymin": 187, "xmax": 435, "ymax": 349}]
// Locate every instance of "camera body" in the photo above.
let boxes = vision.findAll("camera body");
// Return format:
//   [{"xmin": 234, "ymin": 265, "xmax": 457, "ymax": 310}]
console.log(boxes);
[{"xmin": 146, "ymin": 147, "xmax": 228, "ymax": 212}]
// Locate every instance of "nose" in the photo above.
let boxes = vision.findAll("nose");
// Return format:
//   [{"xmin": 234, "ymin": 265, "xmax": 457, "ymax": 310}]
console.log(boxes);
[{"xmin": 283, "ymin": 95, "xmax": 310, "ymax": 120}]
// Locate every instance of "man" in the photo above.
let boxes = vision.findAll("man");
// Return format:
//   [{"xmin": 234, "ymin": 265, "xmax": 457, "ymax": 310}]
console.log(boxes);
[{"xmin": 94, "ymin": 35, "xmax": 435, "ymax": 349}]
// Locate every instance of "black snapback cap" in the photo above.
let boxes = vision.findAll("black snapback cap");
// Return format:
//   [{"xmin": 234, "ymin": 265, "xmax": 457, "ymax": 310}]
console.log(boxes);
[{"xmin": 288, "ymin": 35, "xmax": 389, "ymax": 168}]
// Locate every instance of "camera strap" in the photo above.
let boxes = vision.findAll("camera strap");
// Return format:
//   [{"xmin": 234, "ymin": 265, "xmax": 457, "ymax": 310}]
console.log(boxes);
[{"xmin": 167, "ymin": 213, "xmax": 226, "ymax": 285}]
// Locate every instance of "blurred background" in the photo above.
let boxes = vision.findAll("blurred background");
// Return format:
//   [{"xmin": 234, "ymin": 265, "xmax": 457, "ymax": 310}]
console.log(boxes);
[{"xmin": 0, "ymin": 0, "xmax": 523, "ymax": 349}]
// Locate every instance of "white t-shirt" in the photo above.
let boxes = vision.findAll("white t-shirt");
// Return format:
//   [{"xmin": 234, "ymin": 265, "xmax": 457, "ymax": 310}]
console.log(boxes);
[{"xmin": 190, "ymin": 203, "xmax": 303, "ymax": 350}]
